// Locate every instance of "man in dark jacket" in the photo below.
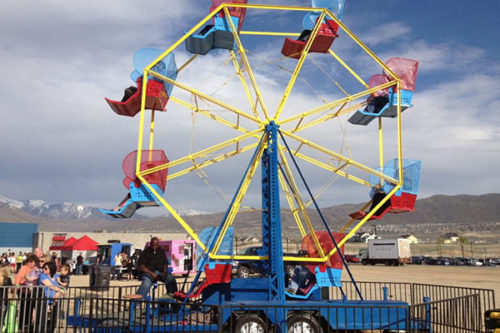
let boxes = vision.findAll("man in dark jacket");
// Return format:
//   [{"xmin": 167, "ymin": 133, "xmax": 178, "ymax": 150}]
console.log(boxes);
[{"xmin": 136, "ymin": 237, "xmax": 177, "ymax": 298}]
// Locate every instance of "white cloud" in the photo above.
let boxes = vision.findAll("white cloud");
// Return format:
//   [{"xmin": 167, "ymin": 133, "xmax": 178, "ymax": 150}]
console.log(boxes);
[
  {"xmin": 358, "ymin": 22, "xmax": 411, "ymax": 47},
  {"xmin": 378, "ymin": 40, "xmax": 485, "ymax": 73},
  {"xmin": 0, "ymin": 0, "xmax": 499, "ymax": 216}
]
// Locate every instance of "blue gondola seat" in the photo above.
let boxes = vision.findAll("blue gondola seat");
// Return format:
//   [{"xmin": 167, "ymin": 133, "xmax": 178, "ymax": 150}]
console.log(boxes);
[
  {"xmin": 349, "ymin": 57, "xmax": 418, "ymax": 125},
  {"xmin": 185, "ymin": 12, "xmax": 242, "ymax": 55}
]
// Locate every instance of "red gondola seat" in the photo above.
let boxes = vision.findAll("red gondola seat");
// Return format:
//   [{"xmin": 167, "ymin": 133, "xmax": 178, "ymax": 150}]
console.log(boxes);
[
  {"xmin": 105, "ymin": 77, "xmax": 169, "ymax": 117},
  {"xmin": 349, "ymin": 192, "xmax": 417, "ymax": 220},
  {"xmin": 174, "ymin": 263, "xmax": 232, "ymax": 300},
  {"xmin": 281, "ymin": 19, "xmax": 339, "ymax": 59},
  {"xmin": 389, "ymin": 192, "xmax": 417, "ymax": 213}
]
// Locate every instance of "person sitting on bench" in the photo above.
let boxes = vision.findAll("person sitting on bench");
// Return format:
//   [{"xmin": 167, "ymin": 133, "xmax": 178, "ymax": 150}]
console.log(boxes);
[{"xmin": 135, "ymin": 237, "xmax": 178, "ymax": 298}]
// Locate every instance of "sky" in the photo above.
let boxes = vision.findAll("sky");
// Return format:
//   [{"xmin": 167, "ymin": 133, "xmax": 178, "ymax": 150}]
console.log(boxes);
[{"xmin": 1, "ymin": 0, "xmax": 499, "ymax": 217}]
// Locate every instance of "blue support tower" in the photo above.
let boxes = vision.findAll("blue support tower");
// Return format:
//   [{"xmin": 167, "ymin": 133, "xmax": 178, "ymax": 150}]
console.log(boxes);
[{"xmin": 262, "ymin": 122, "xmax": 286, "ymax": 305}]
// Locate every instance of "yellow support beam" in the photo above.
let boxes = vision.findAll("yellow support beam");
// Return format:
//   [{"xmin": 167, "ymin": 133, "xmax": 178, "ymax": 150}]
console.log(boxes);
[
  {"xmin": 273, "ymin": 11, "xmax": 327, "ymax": 121},
  {"xmin": 291, "ymin": 101, "xmax": 365, "ymax": 133},
  {"xmin": 378, "ymin": 117, "xmax": 384, "ymax": 182},
  {"xmin": 169, "ymin": 96, "xmax": 257, "ymax": 136},
  {"xmin": 324, "ymin": 185, "xmax": 402, "ymax": 260},
  {"xmin": 283, "ymin": 148, "xmax": 369, "ymax": 187},
  {"xmin": 223, "ymin": 6, "xmax": 270, "ymax": 121},
  {"xmin": 135, "ymin": 2, "xmax": 225, "ymax": 173},
  {"xmin": 211, "ymin": 140, "xmax": 266, "ymax": 257},
  {"xmin": 281, "ymin": 130, "xmax": 399, "ymax": 186},
  {"xmin": 240, "ymin": 30, "xmax": 301, "ymax": 37},
  {"xmin": 229, "ymin": 50, "xmax": 260, "ymax": 119},
  {"xmin": 136, "ymin": 175, "xmax": 208, "ymax": 253},
  {"xmin": 140, "ymin": 129, "xmax": 262, "ymax": 176},
  {"xmin": 328, "ymin": 49, "xmax": 369, "ymax": 89},
  {"xmin": 277, "ymin": 170, "xmax": 307, "ymax": 237},
  {"xmin": 339, "ymin": 201, "xmax": 371, "ymax": 233},
  {"xmin": 150, "ymin": 71, "xmax": 263, "ymax": 125},
  {"xmin": 278, "ymin": 147, "xmax": 325, "ymax": 258},
  {"xmin": 167, "ymin": 142, "xmax": 259, "ymax": 181},
  {"xmin": 280, "ymin": 80, "xmax": 397, "ymax": 126}
]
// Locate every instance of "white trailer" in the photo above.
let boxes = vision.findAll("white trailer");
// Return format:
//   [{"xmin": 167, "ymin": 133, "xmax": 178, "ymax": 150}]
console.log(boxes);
[{"xmin": 360, "ymin": 238, "xmax": 411, "ymax": 266}]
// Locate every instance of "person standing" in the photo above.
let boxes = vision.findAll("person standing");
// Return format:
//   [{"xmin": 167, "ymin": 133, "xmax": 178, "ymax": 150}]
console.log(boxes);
[
  {"xmin": 135, "ymin": 237, "xmax": 177, "ymax": 298},
  {"xmin": 112, "ymin": 252, "xmax": 122, "ymax": 280},
  {"xmin": 34, "ymin": 248, "xmax": 45, "ymax": 267},
  {"xmin": 8, "ymin": 253, "xmax": 16, "ymax": 273},
  {"xmin": 75, "ymin": 253, "xmax": 84, "ymax": 275},
  {"xmin": 39, "ymin": 262, "xmax": 61, "ymax": 333},
  {"xmin": 15, "ymin": 254, "xmax": 40, "ymax": 331},
  {"xmin": 16, "ymin": 252, "xmax": 24, "ymax": 272}
]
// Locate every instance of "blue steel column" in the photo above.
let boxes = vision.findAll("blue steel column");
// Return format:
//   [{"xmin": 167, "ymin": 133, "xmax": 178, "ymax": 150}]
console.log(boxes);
[{"xmin": 261, "ymin": 121, "xmax": 286, "ymax": 306}]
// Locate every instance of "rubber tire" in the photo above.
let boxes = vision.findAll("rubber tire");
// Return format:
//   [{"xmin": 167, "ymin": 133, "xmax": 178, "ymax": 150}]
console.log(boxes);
[
  {"xmin": 288, "ymin": 313, "xmax": 321, "ymax": 333},
  {"xmin": 235, "ymin": 314, "xmax": 268, "ymax": 333},
  {"xmin": 237, "ymin": 265, "xmax": 251, "ymax": 278},
  {"xmin": 361, "ymin": 259, "xmax": 369, "ymax": 265}
]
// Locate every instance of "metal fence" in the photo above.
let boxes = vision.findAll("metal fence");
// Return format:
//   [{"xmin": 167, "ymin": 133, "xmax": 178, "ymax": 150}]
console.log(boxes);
[
  {"xmin": 410, "ymin": 294, "xmax": 482, "ymax": 333},
  {"xmin": 0, "ymin": 282, "xmax": 495, "ymax": 332}
]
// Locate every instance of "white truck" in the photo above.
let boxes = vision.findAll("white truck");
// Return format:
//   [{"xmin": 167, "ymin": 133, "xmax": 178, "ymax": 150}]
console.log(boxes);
[{"xmin": 359, "ymin": 238, "xmax": 411, "ymax": 266}]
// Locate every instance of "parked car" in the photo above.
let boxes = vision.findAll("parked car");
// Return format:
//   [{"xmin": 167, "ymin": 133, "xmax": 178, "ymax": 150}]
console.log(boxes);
[
  {"xmin": 410, "ymin": 256, "xmax": 423, "ymax": 264},
  {"xmin": 345, "ymin": 254, "xmax": 359, "ymax": 263},
  {"xmin": 424, "ymin": 257, "xmax": 437, "ymax": 265},
  {"xmin": 232, "ymin": 246, "xmax": 266, "ymax": 278},
  {"xmin": 233, "ymin": 247, "xmax": 308, "ymax": 278}
]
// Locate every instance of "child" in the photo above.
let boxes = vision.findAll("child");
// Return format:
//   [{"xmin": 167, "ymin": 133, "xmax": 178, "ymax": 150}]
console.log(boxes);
[
  {"xmin": 57, "ymin": 263, "xmax": 71, "ymax": 296},
  {"xmin": 1, "ymin": 265, "xmax": 14, "ymax": 328}
]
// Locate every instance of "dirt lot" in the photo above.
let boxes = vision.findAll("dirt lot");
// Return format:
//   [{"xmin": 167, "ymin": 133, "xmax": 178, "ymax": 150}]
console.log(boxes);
[
  {"xmin": 342, "ymin": 264, "xmax": 500, "ymax": 306},
  {"xmin": 70, "ymin": 264, "xmax": 500, "ymax": 306}
]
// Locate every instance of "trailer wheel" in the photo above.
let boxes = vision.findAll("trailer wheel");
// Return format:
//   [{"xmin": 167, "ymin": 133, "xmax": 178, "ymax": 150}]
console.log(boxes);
[
  {"xmin": 237, "ymin": 266, "xmax": 251, "ymax": 278},
  {"xmin": 235, "ymin": 314, "xmax": 268, "ymax": 333},
  {"xmin": 288, "ymin": 313, "xmax": 321, "ymax": 333}
]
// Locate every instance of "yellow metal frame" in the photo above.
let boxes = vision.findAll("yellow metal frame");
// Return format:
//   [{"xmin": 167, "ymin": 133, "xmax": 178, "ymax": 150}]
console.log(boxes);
[{"xmin": 125, "ymin": 3, "xmax": 405, "ymax": 264}]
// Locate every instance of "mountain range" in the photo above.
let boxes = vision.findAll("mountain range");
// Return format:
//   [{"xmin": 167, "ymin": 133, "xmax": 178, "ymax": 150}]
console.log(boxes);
[{"xmin": 1, "ymin": 193, "xmax": 499, "ymax": 241}]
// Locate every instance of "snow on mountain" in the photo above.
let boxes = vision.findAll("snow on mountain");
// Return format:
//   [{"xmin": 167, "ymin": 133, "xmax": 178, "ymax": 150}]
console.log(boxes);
[
  {"xmin": 0, "ymin": 194, "xmax": 106, "ymax": 220},
  {"xmin": 175, "ymin": 206, "xmax": 210, "ymax": 217},
  {"xmin": 0, "ymin": 193, "xmax": 207, "ymax": 220},
  {"xmin": 0, "ymin": 194, "xmax": 24, "ymax": 209}
]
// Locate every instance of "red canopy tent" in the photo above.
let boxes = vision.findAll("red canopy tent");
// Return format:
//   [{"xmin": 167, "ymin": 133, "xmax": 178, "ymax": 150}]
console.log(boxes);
[
  {"xmin": 59, "ymin": 237, "xmax": 78, "ymax": 251},
  {"xmin": 63, "ymin": 235, "xmax": 98, "ymax": 251}
]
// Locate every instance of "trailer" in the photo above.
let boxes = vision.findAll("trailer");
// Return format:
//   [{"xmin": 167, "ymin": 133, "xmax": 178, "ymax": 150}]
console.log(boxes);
[
  {"xmin": 360, "ymin": 238, "xmax": 412, "ymax": 266},
  {"xmin": 152, "ymin": 239, "xmax": 196, "ymax": 275},
  {"xmin": 98, "ymin": 242, "xmax": 133, "ymax": 266}
]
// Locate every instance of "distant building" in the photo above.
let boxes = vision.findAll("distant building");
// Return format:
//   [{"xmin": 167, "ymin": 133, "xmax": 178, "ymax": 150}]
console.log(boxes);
[
  {"xmin": 441, "ymin": 232, "xmax": 460, "ymax": 244},
  {"xmin": 400, "ymin": 234, "xmax": 418, "ymax": 244},
  {"xmin": 350, "ymin": 232, "xmax": 380, "ymax": 243},
  {"xmin": 0, "ymin": 222, "xmax": 38, "ymax": 253},
  {"xmin": 34, "ymin": 231, "xmax": 188, "ymax": 254}
]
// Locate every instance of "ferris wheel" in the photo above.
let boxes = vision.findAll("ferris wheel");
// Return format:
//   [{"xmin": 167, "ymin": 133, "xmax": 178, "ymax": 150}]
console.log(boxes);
[{"xmin": 99, "ymin": 0, "xmax": 421, "ymax": 281}]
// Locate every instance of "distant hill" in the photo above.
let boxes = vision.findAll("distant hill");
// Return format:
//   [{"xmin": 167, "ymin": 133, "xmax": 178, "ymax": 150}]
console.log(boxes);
[{"xmin": 1, "ymin": 193, "xmax": 499, "ymax": 240}]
